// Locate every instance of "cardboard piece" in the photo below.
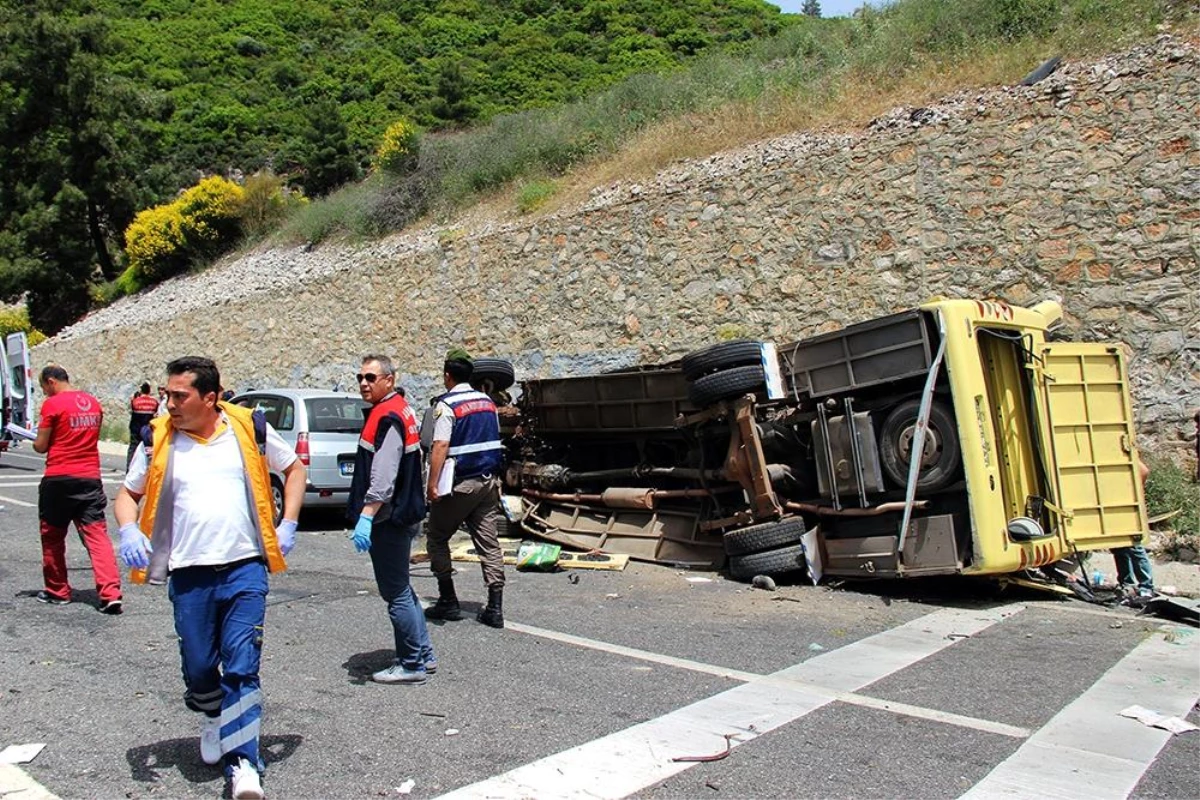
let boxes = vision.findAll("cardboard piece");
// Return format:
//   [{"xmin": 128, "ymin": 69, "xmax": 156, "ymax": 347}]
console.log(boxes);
[{"xmin": 0, "ymin": 743, "xmax": 46, "ymax": 765}]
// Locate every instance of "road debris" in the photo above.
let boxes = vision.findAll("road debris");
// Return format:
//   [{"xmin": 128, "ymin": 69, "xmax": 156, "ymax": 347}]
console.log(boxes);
[
  {"xmin": 671, "ymin": 733, "xmax": 738, "ymax": 763},
  {"xmin": 0, "ymin": 743, "xmax": 46, "ymax": 764},
  {"xmin": 396, "ymin": 779, "xmax": 416, "ymax": 794},
  {"xmin": 1118, "ymin": 705, "xmax": 1200, "ymax": 734}
]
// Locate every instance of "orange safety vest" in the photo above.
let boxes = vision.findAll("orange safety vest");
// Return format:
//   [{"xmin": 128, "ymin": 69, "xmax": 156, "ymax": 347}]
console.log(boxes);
[{"xmin": 134, "ymin": 402, "xmax": 285, "ymax": 584}]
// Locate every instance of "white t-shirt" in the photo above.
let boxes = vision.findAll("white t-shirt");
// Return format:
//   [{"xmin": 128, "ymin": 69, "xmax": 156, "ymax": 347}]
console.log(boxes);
[{"xmin": 125, "ymin": 419, "xmax": 297, "ymax": 570}]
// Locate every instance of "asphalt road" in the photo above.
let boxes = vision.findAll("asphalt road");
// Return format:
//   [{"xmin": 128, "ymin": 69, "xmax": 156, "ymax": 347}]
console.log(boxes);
[{"xmin": 1, "ymin": 447, "xmax": 1197, "ymax": 800}]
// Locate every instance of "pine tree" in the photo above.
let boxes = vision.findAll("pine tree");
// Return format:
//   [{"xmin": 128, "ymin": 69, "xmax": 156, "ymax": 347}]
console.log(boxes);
[
  {"xmin": 801, "ymin": 0, "xmax": 822, "ymax": 17},
  {"xmin": 0, "ymin": 2, "xmax": 157, "ymax": 332}
]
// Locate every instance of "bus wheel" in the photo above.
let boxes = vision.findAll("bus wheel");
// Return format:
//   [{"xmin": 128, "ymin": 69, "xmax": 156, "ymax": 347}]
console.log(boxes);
[{"xmin": 878, "ymin": 399, "xmax": 960, "ymax": 492}]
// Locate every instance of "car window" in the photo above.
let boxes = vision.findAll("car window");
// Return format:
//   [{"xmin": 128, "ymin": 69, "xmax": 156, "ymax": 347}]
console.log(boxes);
[
  {"xmin": 238, "ymin": 395, "xmax": 291, "ymax": 431},
  {"xmin": 304, "ymin": 397, "xmax": 369, "ymax": 434}
]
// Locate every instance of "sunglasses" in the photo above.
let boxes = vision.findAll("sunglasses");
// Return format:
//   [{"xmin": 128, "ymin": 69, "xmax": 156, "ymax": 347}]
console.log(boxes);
[{"xmin": 356, "ymin": 372, "xmax": 389, "ymax": 384}]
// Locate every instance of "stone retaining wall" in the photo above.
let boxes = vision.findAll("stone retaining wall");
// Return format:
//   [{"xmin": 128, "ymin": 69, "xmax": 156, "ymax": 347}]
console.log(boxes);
[{"xmin": 37, "ymin": 37, "xmax": 1200, "ymax": 460}]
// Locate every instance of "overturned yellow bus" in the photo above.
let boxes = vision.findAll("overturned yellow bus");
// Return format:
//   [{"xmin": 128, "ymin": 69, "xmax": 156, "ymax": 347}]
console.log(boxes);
[{"xmin": 504, "ymin": 298, "xmax": 1148, "ymax": 583}]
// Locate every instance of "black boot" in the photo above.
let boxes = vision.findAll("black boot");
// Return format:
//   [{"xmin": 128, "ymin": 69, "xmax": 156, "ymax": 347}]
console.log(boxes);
[
  {"xmin": 477, "ymin": 586, "xmax": 504, "ymax": 628},
  {"xmin": 425, "ymin": 577, "xmax": 463, "ymax": 621}
]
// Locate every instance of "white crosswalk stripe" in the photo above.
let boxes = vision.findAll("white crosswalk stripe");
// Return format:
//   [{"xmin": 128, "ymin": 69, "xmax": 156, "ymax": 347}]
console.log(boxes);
[{"xmin": 960, "ymin": 625, "xmax": 1200, "ymax": 800}]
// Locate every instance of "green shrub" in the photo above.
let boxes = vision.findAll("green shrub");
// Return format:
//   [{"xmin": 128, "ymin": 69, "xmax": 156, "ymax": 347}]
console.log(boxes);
[
  {"xmin": 516, "ymin": 180, "xmax": 556, "ymax": 214},
  {"xmin": 1142, "ymin": 455, "xmax": 1200, "ymax": 556},
  {"xmin": 241, "ymin": 171, "xmax": 307, "ymax": 239}
]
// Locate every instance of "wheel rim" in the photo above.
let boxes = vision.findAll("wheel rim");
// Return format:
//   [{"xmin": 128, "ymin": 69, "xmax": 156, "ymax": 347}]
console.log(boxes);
[{"xmin": 896, "ymin": 423, "xmax": 943, "ymax": 468}]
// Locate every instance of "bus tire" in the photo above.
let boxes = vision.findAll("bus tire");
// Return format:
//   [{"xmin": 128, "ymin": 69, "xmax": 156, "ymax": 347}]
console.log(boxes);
[
  {"xmin": 728, "ymin": 543, "xmax": 807, "ymax": 581},
  {"xmin": 723, "ymin": 518, "xmax": 808, "ymax": 557},
  {"xmin": 470, "ymin": 358, "xmax": 516, "ymax": 393},
  {"xmin": 878, "ymin": 399, "xmax": 960, "ymax": 492},
  {"xmin": 681, "ymin": 340, "xmax": 765, "ymax": 381},
  {"xmin": 687, "ymin": 365, "xmax": 766, "ymax": 407}
]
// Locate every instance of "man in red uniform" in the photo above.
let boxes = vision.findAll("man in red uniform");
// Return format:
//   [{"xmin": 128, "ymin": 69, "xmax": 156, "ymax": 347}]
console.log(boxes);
[
  {"xmin": 127, "ymin": 382, "xmax": 159, "ymax": 468},
  {"xmin": 32, "ymin": 364, "xmax": 123, "ymax": 613}
]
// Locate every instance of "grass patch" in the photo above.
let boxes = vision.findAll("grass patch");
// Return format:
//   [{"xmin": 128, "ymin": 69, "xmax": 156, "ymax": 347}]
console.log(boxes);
[
  {"xmin": 1145, "ymin": 456, "xmax": 1200, "ymax": 559},
  {"xmin": 100, "ymin": 419, "xmax": 130, "ymax": 445},
  {"xmin": 515, "ymin": 180, "xmax": 557, "ymax": 215}
]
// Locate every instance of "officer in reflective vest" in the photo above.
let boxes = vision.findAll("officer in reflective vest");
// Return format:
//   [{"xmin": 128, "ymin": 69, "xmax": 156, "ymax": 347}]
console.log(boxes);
[{"xmin": 424, "ymin": 352, "xmax": 506, "ymax": 628}]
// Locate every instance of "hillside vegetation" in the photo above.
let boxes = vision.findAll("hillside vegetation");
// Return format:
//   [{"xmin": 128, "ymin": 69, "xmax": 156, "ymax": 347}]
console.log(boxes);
[
  {"xmin": 1, "ymin": 0, "xmax": 1192, "ymax": 335},
  {"xmin": 279, "ymin": 0, "xmax": 1187, "ymax": 244},
  {"xmin": 102, "ymin": 0, "xmax": 796, "ymax": 191}
]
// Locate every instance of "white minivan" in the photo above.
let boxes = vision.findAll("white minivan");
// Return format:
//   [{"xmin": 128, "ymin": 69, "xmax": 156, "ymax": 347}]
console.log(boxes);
[
  {"xmin": 232, "ymin": 389, "xmax": 369, "ymax": 519},
  {"xmin": 0, "ymin": 332, "xmax": 33, "ymax": 459}
]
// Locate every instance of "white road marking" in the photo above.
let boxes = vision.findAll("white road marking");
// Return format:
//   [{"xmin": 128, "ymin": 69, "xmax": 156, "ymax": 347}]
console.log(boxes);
[
  {"xmin": 507, "ymin": 621, "xmax": 761, "ymax": 682},
  {"xmin": 439, "ymin": 604, "xmax": 1024, "ymax": 800},
  {"xmin": 0, "ymin": 764, "xmax": 58, "ymax": 800},
  {"xmin": 510, "ymin": 620, "xmax": 1031, "ymax": 739},
  {"xmin": 960, "ymin": 625, "xmax": 1200, "ymax": 800},
  {"xmin": 0, "ymin": 493, "xmax": 36, "ymax": 507}
]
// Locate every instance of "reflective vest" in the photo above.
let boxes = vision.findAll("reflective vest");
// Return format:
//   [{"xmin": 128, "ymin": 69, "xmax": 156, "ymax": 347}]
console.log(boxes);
[
  {"xmin": 439, "ymin": 389, "xmax": 503, "ymax": 481},
  {"xmin": 135, "ymin": 402, "xmax": 285, "ymax": 584},
  {"xmin": 347, "ymin": 392, "xmax": 427, "ymax": 526}
]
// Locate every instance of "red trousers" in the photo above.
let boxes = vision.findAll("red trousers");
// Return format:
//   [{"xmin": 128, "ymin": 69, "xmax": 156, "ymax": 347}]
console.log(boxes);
[{"xmin": 40, "ymin": 520, "xmax": 122, "ymax": 603}]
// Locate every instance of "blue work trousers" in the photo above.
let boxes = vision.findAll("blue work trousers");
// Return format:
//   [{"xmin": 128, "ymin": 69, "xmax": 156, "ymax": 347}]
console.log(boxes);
[
  {"xmin": 168, "ymin": 559, "xmax": 268, "ymax": 772},
  {"xmin": 1113, "ymin": 545, "xmax": 1154, "ymax": 594},
  {"xmin": 370, "ymin": 519, "xmax": 435, "ymax": 670}
]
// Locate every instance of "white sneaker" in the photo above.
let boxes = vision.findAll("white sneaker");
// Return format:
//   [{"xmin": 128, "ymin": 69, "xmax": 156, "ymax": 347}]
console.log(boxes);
[
  {"xmin": 200, "ymin": 716, "xmax": 221, "ymax": 765},
  {"xmin": 230, "ymin": 758, "xmax": 264, "ymax": 800}
]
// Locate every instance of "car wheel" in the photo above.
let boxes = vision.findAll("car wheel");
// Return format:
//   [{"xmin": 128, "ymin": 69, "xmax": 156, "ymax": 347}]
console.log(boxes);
[
  {"xmin": 878, "ymin": 399, "xmax": 960, "ymax": 492},
  {"xmin": 470, "ymin": 357, "xmax": 515, "ymax": 393},
  {"xmin": 270, "ymin": 477, "xmax": 284, "ymax": 527},
  {"xmin": 728, "ymin": 543, "xmax": 807, "ymax": 581},
  {"xmin": 723, "ymin": 517, "xmax": 808, "ymax": 557},
  {"xmin": 681, "ymin": 340, "xmax": 765, "ymax": 381},
  {"xmin": 687, "ymin": 364, "xmax": 766, "ymax": 407}
]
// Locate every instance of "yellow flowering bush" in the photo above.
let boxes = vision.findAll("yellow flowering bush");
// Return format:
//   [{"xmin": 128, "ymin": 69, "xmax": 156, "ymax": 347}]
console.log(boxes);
[
  {"xmin": 124, "ymin": 176, "xmax": 246, "ymax": 283},
  {"xmin": 0, "ymin": 306, "xmax": 47, "ymax": 346},
  {"xmin": 177, "ymin": 176, "xmax": 245, "ymax": 250},
  {"xmin": 375, "ymin": 119, "xmax": 421, "ymax": 174},
  {"xmin": 125, "ymin": 203, "xmax": 189, "ymax": 281}
]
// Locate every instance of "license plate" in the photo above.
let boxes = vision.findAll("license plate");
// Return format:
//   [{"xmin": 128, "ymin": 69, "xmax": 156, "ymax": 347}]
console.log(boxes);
[{"xmin": 339, "ymin": 462, "xmax": 354, "ymax": 476}]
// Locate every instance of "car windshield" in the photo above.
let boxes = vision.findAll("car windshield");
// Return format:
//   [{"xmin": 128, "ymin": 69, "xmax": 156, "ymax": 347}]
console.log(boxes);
[{"xmin": 304, "ymin": 397, "xmax": 369, "ymax": 434}]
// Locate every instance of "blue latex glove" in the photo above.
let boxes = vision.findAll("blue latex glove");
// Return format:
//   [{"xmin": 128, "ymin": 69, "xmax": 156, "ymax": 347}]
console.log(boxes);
[
  {"xmin": 277, "ymin": 519, "xmax": 298, "ymax": 556},
  {"xmin": 119, "ymin": 522, "xmax": 151, "ymax": 569},
  {"xmin": 351, "ymin": 514, "xmax": 373, "ymax": 553}
]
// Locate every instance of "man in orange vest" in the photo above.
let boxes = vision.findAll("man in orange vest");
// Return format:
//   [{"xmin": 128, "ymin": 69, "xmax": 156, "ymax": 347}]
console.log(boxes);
[{"xmin": 114, "ymin": 356, "xmax": 305, "ymax": 800}]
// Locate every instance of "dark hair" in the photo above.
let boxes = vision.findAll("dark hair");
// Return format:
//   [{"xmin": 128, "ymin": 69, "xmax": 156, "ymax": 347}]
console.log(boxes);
[
  {"xmin": 167, "ymin": 356, "xmax": 221, "ymax": 397},
  {"xmin": 444, "ymin": 358, "xmax": 472, "ymax": 384},
  {"xmin": 40, "ymin": 364, "xmax": 69, "ymax": 384},
  {"xmin": 140, "ymin": 382, "xmax": 151, "ymax": 394}
]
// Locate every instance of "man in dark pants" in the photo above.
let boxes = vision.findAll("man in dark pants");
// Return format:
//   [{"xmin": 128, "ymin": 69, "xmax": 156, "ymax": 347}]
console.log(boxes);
[
  {"xmin": 127, "ymin": 382, "xmax": 159, "ymax": 467},
  {"xmin": 32, "ymin": 364, "xmax": 123, "ymax": 613},
  {"xmin": 346, "ymin": 354, "xmax": 435, "ymax": 684},
  {"xmin": 115, "ymin": 356, "xmax": 305, "ymax": 800},
  {"xmin": 424, "ymin": 352, "xmax": 506, "ymax": 628}
]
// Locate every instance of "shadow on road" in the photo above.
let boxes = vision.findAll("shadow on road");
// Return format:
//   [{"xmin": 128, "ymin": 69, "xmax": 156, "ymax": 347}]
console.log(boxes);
[
  {"xmin": 125, "ymin": 733, "xmax": 302, "ymax": 784},
  {"xmin": 342, "ymin": 648, "xmax": 396, "ymax": 684}
]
